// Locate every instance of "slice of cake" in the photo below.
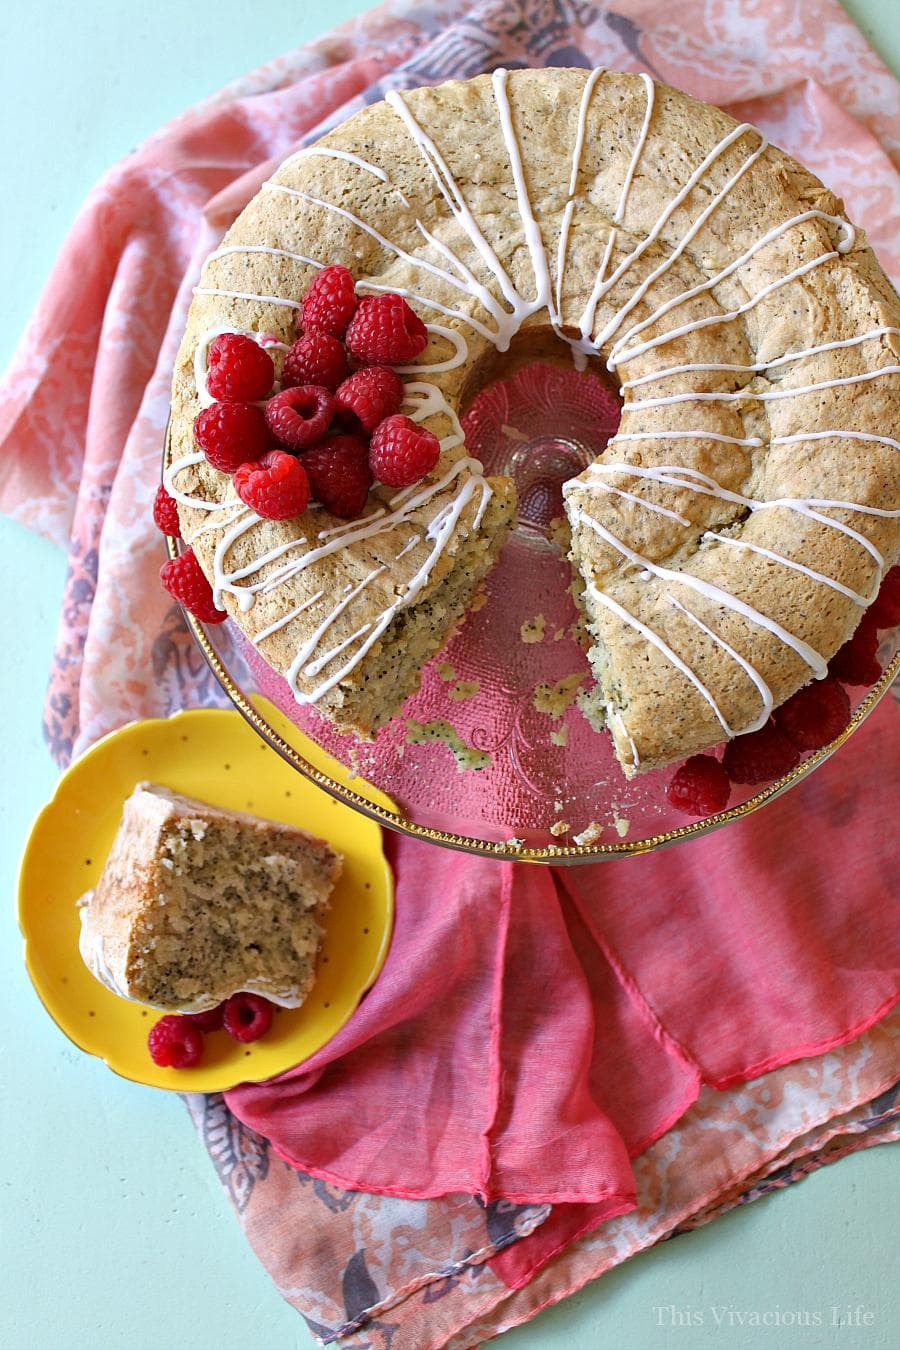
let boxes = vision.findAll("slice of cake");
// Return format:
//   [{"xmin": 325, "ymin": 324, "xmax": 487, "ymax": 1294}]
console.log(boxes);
[{"xmin": 78, "ymin": 783, "xmax": 341, "ymax": 1012}]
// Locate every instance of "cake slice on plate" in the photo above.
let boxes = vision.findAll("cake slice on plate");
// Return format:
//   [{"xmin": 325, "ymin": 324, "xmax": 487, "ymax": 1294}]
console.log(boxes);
[{"xmin": 78, "ymin": 783, "xmax": 341, "ymax": 1012}]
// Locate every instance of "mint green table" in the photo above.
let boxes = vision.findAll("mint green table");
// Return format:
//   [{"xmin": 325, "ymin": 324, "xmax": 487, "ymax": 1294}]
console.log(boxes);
[{"xmin": 2, "ymin": 4, "xmax": 897, "ymax": 1346}]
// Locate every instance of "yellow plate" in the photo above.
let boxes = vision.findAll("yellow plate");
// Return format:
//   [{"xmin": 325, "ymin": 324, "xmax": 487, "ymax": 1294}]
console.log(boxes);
[{"xmin": 17, "ymin": 698, "xmax": 395, "ymax": 1092}]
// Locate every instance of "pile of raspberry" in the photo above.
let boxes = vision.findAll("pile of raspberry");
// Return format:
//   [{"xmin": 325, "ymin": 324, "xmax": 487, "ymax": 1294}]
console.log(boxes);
[
  {"xmin": 666, "ymin": 567, "xmax": 900, "ymax": 817},
  {"xmin": 147, "ymin": 991, "xmax": 276, "ymax": 1069},
  {"xmin": 157, "ymin": 265, "xmax": 438, "ymax": 623}
]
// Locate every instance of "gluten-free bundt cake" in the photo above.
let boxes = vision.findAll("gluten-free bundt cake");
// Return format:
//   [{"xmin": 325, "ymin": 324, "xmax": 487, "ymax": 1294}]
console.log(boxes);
[{"xmin": 166, "ymin": 68, "xmax": 900, "ymax": 774}]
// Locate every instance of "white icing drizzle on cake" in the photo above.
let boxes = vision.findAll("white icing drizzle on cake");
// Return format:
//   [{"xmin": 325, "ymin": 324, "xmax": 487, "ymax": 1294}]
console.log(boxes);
[{"xmin": 174, "ymin": 68, "xmax": 900, "ymax": 740}]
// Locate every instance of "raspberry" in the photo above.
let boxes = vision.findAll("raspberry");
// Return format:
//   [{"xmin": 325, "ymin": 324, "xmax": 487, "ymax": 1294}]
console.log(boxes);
[
  {"xmin": 345, "ymin": 294, "xmax": 429, "ymax": 365},
  {"xmin": 829, "ymin": 615, "xmax": 882, "ymax": 686},
  {"xmin": 193, "ymin": 401, "xmax": 270, "ymax": 473},
  {"xmin": 265, "ymin": 385, "xmax": 335, "ymax": 450},
  {"xmin": 301, "ymin": 264, "xmax": 358, "ymax": 338},
  {"xmin": 148, "ymin": 1015, "xmax": 204, "ymax": 1069},
  {"xmin": 303, "ymin": 435, "xmax": 373, "ymax": 518},
  {"xmin": 234, "ymin": 450, "xmax": 311, "ymax": 521},
  {"xmin": 334, "ymin": 365, "xmax": 404, "ymax": 433},
  {"xmin": 222, "ymin": 992, "xmax": 274, "ymax": 1043},
  {"xmin": 282, "ymin": 330, "xmax": 348, "ymax": 391},
  {"xmin": 774, "ymin": 677, "xmax": 850, "ymax": 753},
  {"xmin": 722, "ymin": 722, "xmax": 801, "ymax": 785},
  {"xmin": 666, "ymin": 755, "xmax": 730, "ymax": 815},
  {"xmin": 206, "ymin": 333, "xmax": 275, "ymax": 402},
  {"xmin": 369, "ymin": 414, "xmax": 441, "ymax": 488},
  {"xmin": 152, "ymin": 484, "xmax": 181, "ymax": 538},
  {"xmin": 183, "ymin": 1004, "xmax": 225, "ymax": 1033},
  {"xmin": 160, "ymin": 549, "xmax": 227, "ymax": 624},
  {"xmin": 868, "ymin": 565, "xmax": 900, "ymax": 629}
]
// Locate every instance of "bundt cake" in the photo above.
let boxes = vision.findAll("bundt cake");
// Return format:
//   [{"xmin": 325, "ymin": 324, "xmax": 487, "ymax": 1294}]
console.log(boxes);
[{"xmin": 167, "ymin": 68, "xmax": 900, "ymax": 773}]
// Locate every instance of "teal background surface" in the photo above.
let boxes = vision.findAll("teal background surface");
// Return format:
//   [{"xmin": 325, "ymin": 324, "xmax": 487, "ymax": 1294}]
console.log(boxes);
[{"xmin": 1, "ymin": 3, "xmax": 897, "ymax": 1347}]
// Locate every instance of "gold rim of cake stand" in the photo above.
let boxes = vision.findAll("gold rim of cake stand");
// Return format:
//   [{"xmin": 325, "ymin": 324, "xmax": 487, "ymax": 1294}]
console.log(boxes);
[{"xmin": 163, "ymin": 429, "xmax": 899, "ymax": 864}]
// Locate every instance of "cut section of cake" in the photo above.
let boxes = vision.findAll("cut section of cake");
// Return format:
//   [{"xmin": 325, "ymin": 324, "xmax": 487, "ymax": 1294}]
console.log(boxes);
[{"xmin": 78, "ymin": 783, "xmax": 341, "ymax": 1012}]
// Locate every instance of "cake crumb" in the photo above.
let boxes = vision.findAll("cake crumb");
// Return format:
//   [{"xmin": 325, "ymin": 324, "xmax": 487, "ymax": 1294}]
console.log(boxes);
[
  {"xmin": 405, "ymin": 719, "xmax": 491, "ymax": 773},
  {"xmin": 448, "ymin": 679, "xmax": 480, "ymax": 701},
  {"xmin": 550, "ymin": 820, "xmax": 569, "ymax": 837},
  {"xmin": 534, "ymin": 672, "xmax": 586, "ymax": 717},
  {"xmin": 437, "ymin": 662, "xmax": 456, "ymax": 682},
  {"xmin": 573, "ymin": 821, "xmax": 603, "ymax": 846},
  {"xmin": 553, "ymin": 627, "xmax": 566, "ymax": 641},
  {"xmin": 470, "ymin": 587, "xmax": 488, "ymax": 613},
  {"xmin": 612, "ymin": 808, "xmax": 630, "ymax": 838},
  {"xmin": 506, "ymin": 836, "xmax": 526, "ymax": 848},
  {"xmin": 550, "ymin": 724, "xmax": 569, "ymax": 747},
  {"xmin": 520, "ymin": 613, "xmax": 546, "ymax": 644}
]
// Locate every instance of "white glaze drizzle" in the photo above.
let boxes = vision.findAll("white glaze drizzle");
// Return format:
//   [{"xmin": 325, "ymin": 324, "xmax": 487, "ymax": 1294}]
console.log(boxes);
[
  {"xmin": 554, "ymin": 66, "xmax": 605, "ymax": 320},
  {"xmin": 771, "ymin": 429, "xmax": 900, "ymax": 453},
  {"xmin": 252, "ymin": 590, "xmax": 325, "ymax": 645},
  {"xmin": 203, "ymin": 244, "xmax": 323, "ymax": 270},
  {"xmin": 194, "ymin": 286, "xmax": 302, "ymax": 311},
  {"xmin": 491, "ymin": 68, "xmax": 552, "ymax": 310},
  {"xmin": 666, "ymin": 593, "xmax": 773, "ymax": 733},
  {"xmin": 581, "ymin": 116, "xmax": 756, "ymax": 347},
  {"xmin": 586, "ymin": 581, "xmax": 736, "ymax": 734},
  {"xmin": 703, "ymin": 531, "xmax": 875, "ymax": 605},
  {"xmin": 610, "ymin": 209, "xmax": 855, "ymax": 369},
  {"xmin": 610, "ymin": 248, "xmax": 843, "ymax": 371},
  {"xmin": 571, "ymin": 461, "xmax": 897, "ymax": 570},
  {"xmin": 280, "ymin": 145, "xmax": 390, "ymax": 181},
  {"xmin": 625, "ymin": 364, "xmax": 900, "ymax": 412},
  {"xmin": 571, "ymin": 504, "xmax": 830, "ymax": 678},
  {"xmin": 621, "ymin": 326, "xmax": 900, "ymax": 389}
]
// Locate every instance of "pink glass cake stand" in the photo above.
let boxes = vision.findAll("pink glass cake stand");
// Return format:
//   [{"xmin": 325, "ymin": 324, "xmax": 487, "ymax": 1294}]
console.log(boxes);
[{"xmin": 174, "ymin": 361, "xmax": 900, "ymax": 863}]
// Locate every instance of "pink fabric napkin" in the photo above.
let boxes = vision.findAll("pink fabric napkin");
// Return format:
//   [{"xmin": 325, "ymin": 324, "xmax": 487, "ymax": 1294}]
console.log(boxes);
[
  {"xmin": 2, "ymin": 0, "xmax": 899, "ymax": 1330},
  {"xmin": 186, "ymin": 1016, "xmax": 900, "ymax": 1345}
]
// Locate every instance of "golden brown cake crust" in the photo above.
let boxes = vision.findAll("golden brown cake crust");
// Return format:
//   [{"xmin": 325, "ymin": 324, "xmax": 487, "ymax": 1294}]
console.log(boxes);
[{"xmin": 169, "ymin": 69, "xmax": 900, "ymax": 769}]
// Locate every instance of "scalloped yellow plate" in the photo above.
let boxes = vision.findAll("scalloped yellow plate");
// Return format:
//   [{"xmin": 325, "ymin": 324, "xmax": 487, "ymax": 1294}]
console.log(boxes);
[{"xmin": 17, "ymin": 698, "xmax": 395, "ymax": 1091}]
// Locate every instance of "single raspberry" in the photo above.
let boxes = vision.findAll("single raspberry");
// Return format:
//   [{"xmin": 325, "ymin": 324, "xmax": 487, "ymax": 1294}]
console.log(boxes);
[
  {"xmin": 160, "ymin": 549, "xmax": 227, "ymax": 624},
  {"xmin": 152, "ymin": 484, "xmax": 181, "ymax": 538},
  {"xmin": 282, "ymin": 330, "xmax": 348, "ymax": 391},
  {"xmin": 206, "ymin": 333, "xmax": 275, "ymax": 402},
  {"xmin": 829, "ymin": 615, "xmax": 882, "ymax": 686},
  {"xmin": 301, "ymin": 264, "xmax": 358, "ymax": 338},
  {"xmin": 722, "ymin": 722, "xmax": 801, "ymax": 785},
  {"xmin": 666, "ymin": 754, "xmax": 731, "ymax": 816},
  {"xmin": 148, "ymin": 1015, "xmax": 204, "ymax": 1069},
  {"xmin": 868, "ymin": 565, "xmax": 900, "ymax": 629},
  {"xmin": 265, "ymin": 385, "xmax": 335, "ymax": 450},
  {"xmin": 302, "ymin": 435, "xmax": 373, "ymax": 518},
  {"xmin": 234, "ymin": 449, "xmax": 311, "ymax": 520},
  {"xmin": 183, "ymin": 1004, "xmax": 225, "ymax": 1033},
  {"xmin": 334, "ymin": 365, "xmax": 405, "ymax": 433},
  {"xmin": 773, "ymin": 677, "xmax": 851, "ymax": 753},
  {"xmin": 345, "ymin": 294, "xmax": 428, "ymax": 365},
  {"xmin": 222, "ymin": 992, "xmax": 274, "ymax": 1043},
  {"xmin": 369, "ymin": 414, "xmax": 441, "ymax": 488},
  {"xmin": 193, "ymin": 401, "xmax": 270, "ymax": 473}
]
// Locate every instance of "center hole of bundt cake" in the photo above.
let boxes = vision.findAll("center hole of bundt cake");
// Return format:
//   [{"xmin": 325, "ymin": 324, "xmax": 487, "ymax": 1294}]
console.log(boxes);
[{"xmin": 460, "ymin": 331, "xmax": 622, "ymax": 545}]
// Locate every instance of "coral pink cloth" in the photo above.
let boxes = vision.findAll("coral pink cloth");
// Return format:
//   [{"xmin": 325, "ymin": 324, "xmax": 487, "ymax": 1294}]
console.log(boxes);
[{"xmin": 1, "ymin": 0, "xmax": 898, "ymax": 1218}]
